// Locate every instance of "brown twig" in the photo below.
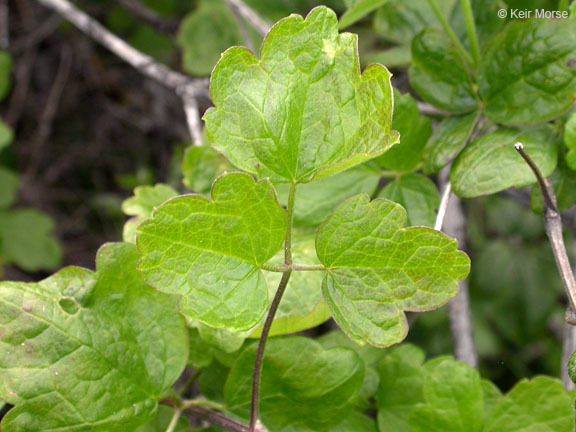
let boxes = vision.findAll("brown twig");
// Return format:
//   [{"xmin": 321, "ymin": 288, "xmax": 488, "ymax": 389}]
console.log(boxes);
[
  {"xmin": 185, "ymin": 406, "xmax": 250, "ymax": 432},
  {"xmin": 34, "ymin": 0, "xmax": 206, "ymax": 146},
  {"xmin": 515, "ymin": 142, "xmax": 576, "ymax": 317}
]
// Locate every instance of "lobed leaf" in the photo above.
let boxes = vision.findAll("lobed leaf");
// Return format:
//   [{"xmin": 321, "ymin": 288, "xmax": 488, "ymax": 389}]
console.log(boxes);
[
  {"xmin": 451, "ymin": 127, "xmax": 558, "ymax": 198},
  {"xmin": 479, "ymin": 19, "xmax": 576, "ymax": 125},
  {"xmin": 316, "ymin": 194, "xmax": 470, "ymax": 347},
  {"xmin": 204, "ymin": 6, "xmax": 399, "ymax": 184},
  {"xmin": 0, "ymin": 243, "xmax": 188, "ymax": 431},
  {"xmin": 137, "ymin": 173, "xmax": 286, "ymax": 331}
]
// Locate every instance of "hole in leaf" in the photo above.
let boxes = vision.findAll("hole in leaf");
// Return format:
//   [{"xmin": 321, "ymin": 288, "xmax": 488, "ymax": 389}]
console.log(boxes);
[{"xmin": 58, "ymin": 297, "xmax": 80, "ymax": 315}]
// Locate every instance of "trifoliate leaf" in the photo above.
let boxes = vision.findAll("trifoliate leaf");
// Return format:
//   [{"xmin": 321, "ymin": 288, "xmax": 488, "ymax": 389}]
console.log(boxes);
[
  {"xmin": 204, "ymin": 6, "xmax": 399, "ymax": 184},
  {"xmin": 0, "ymin": 209, "xmax": 62, "ymax": 271},
  {"xmin": 0, "ymin": 243, "xmax": 188, "ymax": 431},
  {"xmin": 182, "ymin": 145, "xmax": 234, "ymax": 195},
  {"xmin": 0, "ymin": 119, "xmax": 13, "ymax": 152},
  {"xmin": 316, "ymin": 194, "xmax": 470, "ymax": 347},
  {"xmin": 0, "ymin": 51, "xmax": 12, "ymax": 101},
  {"xmin": 451, "ymin": 127, "xmax": 558, "ymax": 198},
  {"xmin": 0, "ymin": 167, "xmax": 18, "ymax": 209},
  {"xmin": 250, "ymin": 230, "xmax": 331, "ymax": 337},
  {"xmin": 378, "ymin": 174, "xmax": 440, "ymax": 227},
  {"xmin": 479, "ymin": 19, "xmax": 576, "ymax": 125},
  {"xmin": 137, "ymin": 173, "xmax": 286, "ymax": 330},
  {"xmin": 376, "ymin": 344, "xmax": 426, "ymax": 432},
  {"xmin": 423, "ymin": 112, "xmax": 479, "ymax": 174},
  {"xmin": 484, "ymin": 377, "xmax": 574, "ymax": 432},
  {"xmin": 225, "ymin": 337, "xmax": 365, "ymax": 431},
  {"xmin": 122, "ymin": 183, "xmax": 179, "ymax": 218},
  {"xmin": 377, "ymin": 91, "xmax": 433, "ymax": 172},
  {"xmin": 178, "ymin": 0, "xmax": 247, "ymax": 76},
  {"xmin": 409, "ymin": 357, "xmax": 484, "ymax": 432},
  {"xmin": 339, "ymin": 0, "xmax": 393, "ymax": 29},
  {"xmin": 409, "ymin": 29, "xmax": 478, "ymax": 113},
  {"xmin": 274, "ymin": 163, "xmax": 381, "ymax": 227},
  {"xmin": 565, "ymin": 112, "xmax": 576, "ymax": 170}
]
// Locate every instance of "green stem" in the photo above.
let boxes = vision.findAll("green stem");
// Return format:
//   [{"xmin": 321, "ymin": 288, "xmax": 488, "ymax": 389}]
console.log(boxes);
[
  {"xmin": 426, "ymin": 0, "xmax": 474, "ymax": 65},
  {"xmin": 460, "ymin": 0, "xmax": 480, "ymax": 64},
  {"xmin": 165, "ymin": 408, "xmax": 182, "ymax": 432},
  {"xmin": 182, "ymin": 398, "xmax": 225, "ymax": 411},
  {"xmin": 249, "ymin": 182, "xmax": 297, "ymax": 432},
  {"xmin": 261, "ymin": 263, "xmax": 325, "ymax": 272},
  {"xmin": 560, "ymin": 0, "xmax": 569, "ymax": 12}
]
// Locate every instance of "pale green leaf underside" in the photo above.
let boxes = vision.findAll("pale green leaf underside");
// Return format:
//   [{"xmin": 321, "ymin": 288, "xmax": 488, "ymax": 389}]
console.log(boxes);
[
  {"xmin": 204, "ymin": 6, "xmax": 399, "ymax": 184},
  {"xmin": 0, "ymin": 243, "xmax": 188, "ymax": 431},
  {"xmin": 451, "ymin": 127, "xmax": 558, "ymax": 198},
  {"xmin": 137, "ymin": 173, "xmax": 286, "ymax": 331},
  {"xmin": 316, "ymin": 194, "xmax": 470, "ymax": 347},
  {"xmin": 480, "ymin": 19, "xmax": 576, "ymax": 126},
  {"xmin": 225, "ymin": 337, "xmax": 365, "ymax": 432}
]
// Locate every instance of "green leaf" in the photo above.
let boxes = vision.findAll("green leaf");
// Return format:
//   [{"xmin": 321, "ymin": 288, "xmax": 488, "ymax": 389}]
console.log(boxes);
[
  {"xmin": 316, "ymin": 194, "xmax": 470, "ymax": 347},
  {"xmin": 378, "ymin": 174, "xmax": 440, "ymax": 227},
  {"xmin": 484, "ymin": 377, "xmax": 574, "ymax": 432},
  {"xmin": 422, "ymin": 112, "xmax": 479, "ymax": 174},
  {"xmin": 0, "ymin": 119, "xmax": 13, "ymax": 152},
  {"xmin": 339, "ymin": 0, "xmax": 393, "ymax": 29},
  {"xmin": 0, "ymin": 51, "xmax": 12, "ymax": 101},
  {"xmin": 225, "ymin": 337, "xmax": 365, "ymax": 431},
  {"xmin": 0, "ymin": 167, "xmax": 18, "ymax": 209},
  {"xmin": 122, "ymin": 183, "xmax": 179, "ymax": 218},
  {"xmin": 0, "ymin": 209, "xmax": 62, "ymax": 271},
  {"xmin": 409, "ymin": 358, "xmax": 484, "ymax": 432},
  {"xmin": 479, "ymin": 19, "xmax": 576, "ymax": 125},
  {"xmin": 451, "ymin": 127, "xmax": 558, "ymax": 198},
  {"xmin": 136, "ymin": 406, "xmax": 191, "ymax": 432},
  {"xmin": 329, "ymin": 412, "xmax": 377, "ymax": 432},
  {"xmin": 409, "ymin": 29, "xmax": 478, "ymax": 113},
  {"xmin": 373, "ymin": 0, "xmax": 456, "ymax": 45},
  {"xmin": 0, "ymin": 243, "xmax": 188, "ymax": 431},
  {"xmin": 182, "ymin": 145, "xmax": 234, "ymax": 195},
  {"xmin": 204, "ymin": 6, "xmax": 399, "ymax": 184},
  {"xmin": 250, "ymin": 230, "xmax": 331, "ymax": 337},
  {"xmin": 137, "ymin": 173, "xmax": 286, "ymax": 330},
  {"xmin": 275, "ymin": 164, "xmax": 381, "ymax": 227},
  {"xmin": 177, "ymin": 0, "xmax": 246, "ymax": 76},
  {"xmin": 565, "ymin": 112, "xmax": 576, "ymax": 170},
  {"xmin": 377, "ymin": 91, "xmax": 433, "ymax": 172},
  {"xmin": 376, "ymin": 344, "xmax": 426, "ymax": 432},
  {"xmin": 531, "ymin": 159, "xmax": 576, "ymax": 213}
]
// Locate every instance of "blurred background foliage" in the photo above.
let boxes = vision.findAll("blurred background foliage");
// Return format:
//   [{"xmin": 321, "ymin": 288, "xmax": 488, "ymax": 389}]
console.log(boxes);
[{"xmin": 0, "ymin": 0, "xmax": 573, "ymax": 401}]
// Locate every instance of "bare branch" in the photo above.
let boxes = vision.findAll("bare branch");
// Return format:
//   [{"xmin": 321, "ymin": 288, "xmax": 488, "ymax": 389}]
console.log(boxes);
[
  {"xmin": 223, "ymin": 0, "xmax": 271, "ymax": 37},
  {"xmin": 183, "ymin": 96, "xmax": 204, "ymax": 147},
  {"xmin": 227, "ymin": 1, "xmax": 256, "ymax": 53},
  {"xmin": 185, "ymin": 406, "xmax": 250, "ymax": 432},
  {"xmin": 443, "ymin": 192, "xmax": 478, "ymax": 367},
  {"xmin": 434, "ymin": 180, "xmax": 452, "ymax": 231},
  {"xmin": 417, "ymin": 102, "xmax": 450, "ymax": 117},
  {"xmin": 116, "ymin": 0, "xmax": 179, "ymax": 34},
  {"xmin": 34, "ymin": 0, "xmax": 208, "ymax": 143},
  {"xmin": 515, "ymin": 143, "xmax": 576, "ymax": 320}
]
